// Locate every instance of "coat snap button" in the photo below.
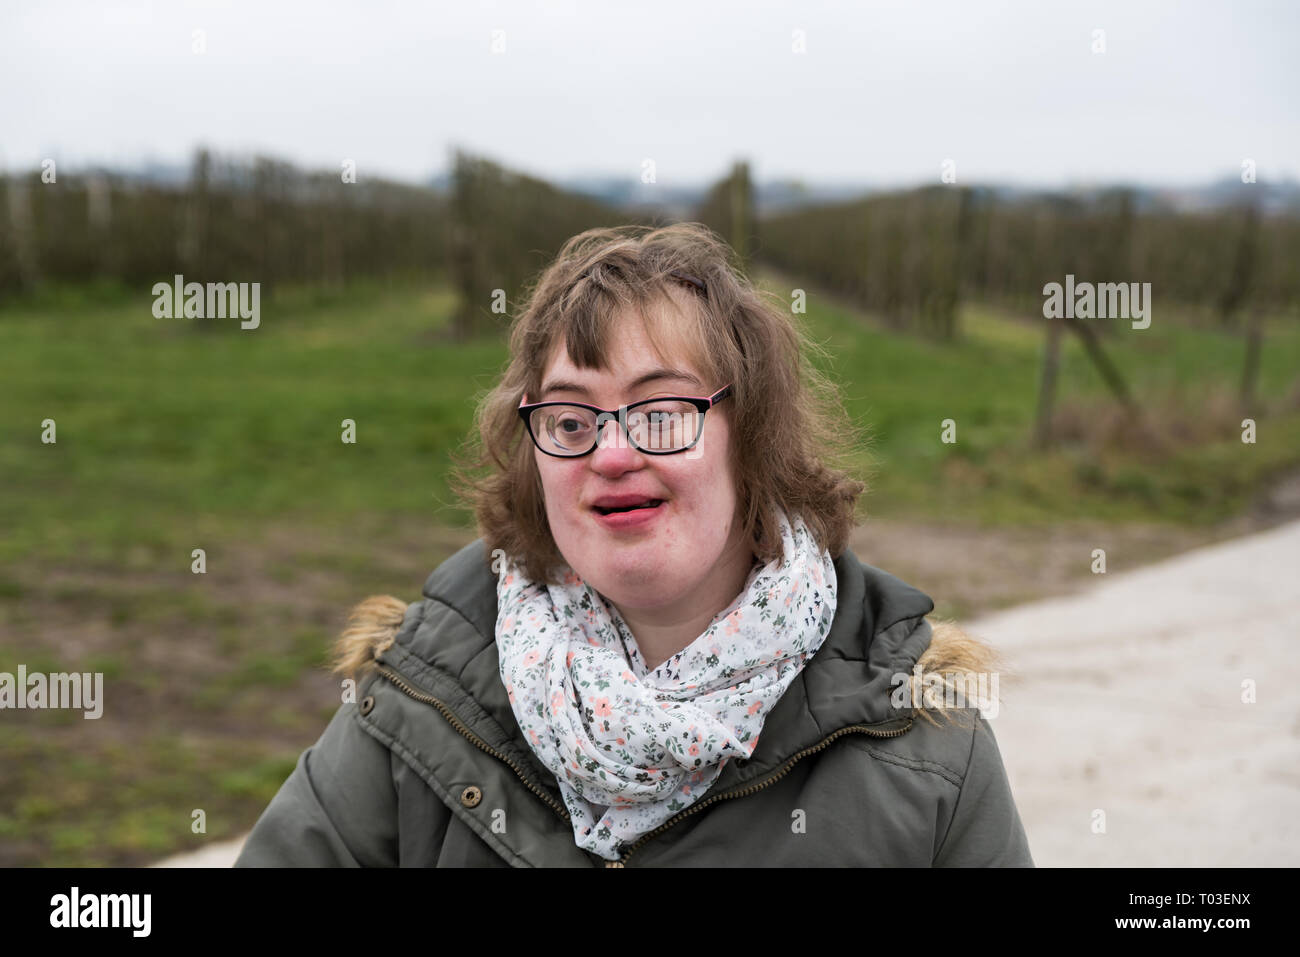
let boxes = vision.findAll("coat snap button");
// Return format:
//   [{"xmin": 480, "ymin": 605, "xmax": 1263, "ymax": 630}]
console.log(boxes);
[
  {"xmin": 460, "ymin": 785, "xmax": 483, "ymax": 808},
  {"xmin": 359, "ymin": 695, "xmax": 375, "ymax": 716}
]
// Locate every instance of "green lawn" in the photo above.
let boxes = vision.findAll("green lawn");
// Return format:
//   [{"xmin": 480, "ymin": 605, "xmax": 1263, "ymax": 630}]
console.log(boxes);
[
  {"xmin": 765, "ymin": 279, "xmax": 1300, "ymax": 525},
  {"xmin": 0, "ymin": 276, "xmax": 492, "ymax": 566},
  {"xmin": 3, "ymin": 272, "xmax": 1297, "ymax": 565}
]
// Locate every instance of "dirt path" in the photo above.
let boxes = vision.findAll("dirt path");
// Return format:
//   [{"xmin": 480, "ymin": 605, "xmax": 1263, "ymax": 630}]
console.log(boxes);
[
  {"xmin": 851, "ymin": 466, "xmax": 1300, "ymax": 621},
  {"xmin": 968, "ymin": 517, "xmax": 1300, "ymax": 866}
]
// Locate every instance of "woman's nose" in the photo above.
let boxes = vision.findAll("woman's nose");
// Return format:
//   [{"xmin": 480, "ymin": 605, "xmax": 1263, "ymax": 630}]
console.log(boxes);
[{"xmin": 588, "ymin": 418, "xmax": 645, "ymax": 472}]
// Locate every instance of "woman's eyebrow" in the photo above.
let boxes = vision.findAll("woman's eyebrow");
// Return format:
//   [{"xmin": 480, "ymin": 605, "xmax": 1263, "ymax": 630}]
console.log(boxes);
[{"xmin": 539, "ymin": 368, "xmax": 702, "ymax": 399}]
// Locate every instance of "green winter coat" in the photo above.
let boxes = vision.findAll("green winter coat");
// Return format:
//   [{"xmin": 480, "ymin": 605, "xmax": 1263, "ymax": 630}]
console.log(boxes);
[{"xmin": 234, "ymin": 538, "xmax": 1034, "ymax": 867}]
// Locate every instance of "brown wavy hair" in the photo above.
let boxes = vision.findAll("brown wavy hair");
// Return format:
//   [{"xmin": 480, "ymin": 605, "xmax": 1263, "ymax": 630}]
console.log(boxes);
[{"xmin": 448, "ymin": 222, "xmax": 870, "ymax": 584}]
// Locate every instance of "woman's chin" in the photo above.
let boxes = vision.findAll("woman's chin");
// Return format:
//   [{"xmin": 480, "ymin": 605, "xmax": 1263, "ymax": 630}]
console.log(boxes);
[{"xmin": 586, "ymin": 567, "xmax": 685, "ymax": 609}]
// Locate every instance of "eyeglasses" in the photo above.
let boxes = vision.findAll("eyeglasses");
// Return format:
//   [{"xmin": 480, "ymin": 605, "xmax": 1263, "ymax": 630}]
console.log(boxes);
[{"xmin": 518, "ymin": 384, "xmax": 733, "ymax": 457}]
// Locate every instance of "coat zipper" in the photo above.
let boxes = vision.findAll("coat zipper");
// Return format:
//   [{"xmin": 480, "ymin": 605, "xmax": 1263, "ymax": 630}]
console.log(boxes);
[
  {"xmin": 607, "ymin": 719, "xmax": 913, "ymax": 867},
  {"xmin": 372, "ymin": 662, "xmax": 572, "ymax": 824},
  {"xmin": 373, "ymin": 661, "xmax": 912, "ymax": 869}
]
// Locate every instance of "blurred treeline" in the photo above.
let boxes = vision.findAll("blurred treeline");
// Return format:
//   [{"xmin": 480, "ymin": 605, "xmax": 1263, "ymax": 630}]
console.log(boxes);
[
  {"xmin": 445, "ymin": 152, "xmax": 650, "ymax": 338},
  {"xmin": 0, "ymin": 150, "xmax": 446, "ymax": 297},
  {"xmin": 2, "ymin": 149, "xmax": 1298, "ymax": 344},
  {"xmin": 760, "ymin": 186, "xmax": 1300, "ymax": 337},
  {"xmin": 0, "ymin": 148, "xmax": 650, "ymax": 339}
]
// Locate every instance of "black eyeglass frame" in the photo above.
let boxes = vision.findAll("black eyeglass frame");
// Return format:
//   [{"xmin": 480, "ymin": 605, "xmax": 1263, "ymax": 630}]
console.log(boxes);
[{"xmin": 517, "ymin": 384, "xmax": 733, "ymax": 458}]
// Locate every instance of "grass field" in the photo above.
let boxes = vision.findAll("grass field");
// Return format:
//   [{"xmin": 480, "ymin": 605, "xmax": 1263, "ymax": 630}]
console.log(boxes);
[{"xmin": 2, "ymin": 272, "xmax": 1299, "ymax": 864}]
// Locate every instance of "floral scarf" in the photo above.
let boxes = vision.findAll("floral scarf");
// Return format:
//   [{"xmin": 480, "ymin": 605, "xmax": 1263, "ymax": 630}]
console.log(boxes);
[{"xmin": 494, "ymin": 509, "xmax": 837, "ymax": 861}]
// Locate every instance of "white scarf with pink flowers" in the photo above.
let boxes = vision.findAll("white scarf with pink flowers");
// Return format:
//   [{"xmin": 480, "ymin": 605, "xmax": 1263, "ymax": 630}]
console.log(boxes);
[{"xmin": 493, "ymin": 509, "xmax": 837, "ymax": 861}]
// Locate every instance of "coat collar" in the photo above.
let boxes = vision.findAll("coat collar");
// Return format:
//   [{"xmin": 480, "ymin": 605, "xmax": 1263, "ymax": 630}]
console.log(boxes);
[{"xmin": 386, "ymin": 538, "xmax": 936, "ymax": 795}]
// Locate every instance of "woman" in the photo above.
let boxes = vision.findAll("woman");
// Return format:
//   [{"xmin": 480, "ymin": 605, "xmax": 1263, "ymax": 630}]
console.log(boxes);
[{"xmin": 234, "ymin": 223, "xmax": 1033, "ymax": 867}]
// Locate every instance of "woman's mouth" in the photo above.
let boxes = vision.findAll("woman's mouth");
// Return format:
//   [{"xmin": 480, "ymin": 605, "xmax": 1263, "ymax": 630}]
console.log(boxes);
[{"xmin": 592, "ymin": 499, "xmax": 667, "ymax": 529}]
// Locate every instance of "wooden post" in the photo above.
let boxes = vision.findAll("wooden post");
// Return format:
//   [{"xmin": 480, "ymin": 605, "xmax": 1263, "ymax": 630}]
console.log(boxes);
[
  {"xmin": 729, "ymin": 160, "xmax": 752, "ymax": 273},
  {"xmin": 1033, "ymin": 318, "xmax": 1062, "ymax": 448},
  {"xmin": 1240, "ymin": 305, "xmax": 1264, "ymax": 417},
  {"xmin": 6, "ymin": 174, "xmax": 39, "ymax": 290},
  {"xmin": 1063, "ymin": 316, "xmax": 1167, "ymax": 451}
]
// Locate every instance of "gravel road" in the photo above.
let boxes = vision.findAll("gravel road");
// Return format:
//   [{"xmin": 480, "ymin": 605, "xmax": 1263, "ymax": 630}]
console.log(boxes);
[{"xmin": 973, "ymin": 518, "xmax": 1300, "ymax": 866}]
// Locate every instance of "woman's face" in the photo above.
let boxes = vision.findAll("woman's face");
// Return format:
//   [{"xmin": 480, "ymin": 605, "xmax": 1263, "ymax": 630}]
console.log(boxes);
[{"xmin": 530, "ymin": 313, "xmax": 750, "ymax": 612}]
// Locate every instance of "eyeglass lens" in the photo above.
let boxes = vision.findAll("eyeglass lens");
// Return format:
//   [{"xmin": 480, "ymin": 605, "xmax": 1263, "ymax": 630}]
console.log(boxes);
[{"xmin": 531, "ymin": 400, "xmax": 705, "ymax": 455}]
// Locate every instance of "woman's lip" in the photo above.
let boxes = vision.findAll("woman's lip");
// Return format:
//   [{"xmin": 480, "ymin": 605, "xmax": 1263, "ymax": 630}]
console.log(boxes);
[
  {"xmin": 591, "ymin": 497, "xmax": 665, "ymax": 514},
  {"xmin": 592, "ymin": 499, "xmax": 667, "ymax": 529}
]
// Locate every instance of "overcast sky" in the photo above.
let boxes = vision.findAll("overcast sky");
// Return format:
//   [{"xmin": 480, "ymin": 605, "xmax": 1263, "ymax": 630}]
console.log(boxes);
[{"xmin": 2, "ymin": 0, "xmax": 1297, "ymax": 189}]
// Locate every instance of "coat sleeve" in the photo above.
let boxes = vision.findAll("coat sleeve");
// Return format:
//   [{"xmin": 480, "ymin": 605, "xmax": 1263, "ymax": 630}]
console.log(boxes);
[
  {"xmin": 932, "ymin": 712, "xmax": 1034, "ymax": 867},
  {"xmin": 233, "ymin": 702, "xmax": 399, "ymax": 867}
]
